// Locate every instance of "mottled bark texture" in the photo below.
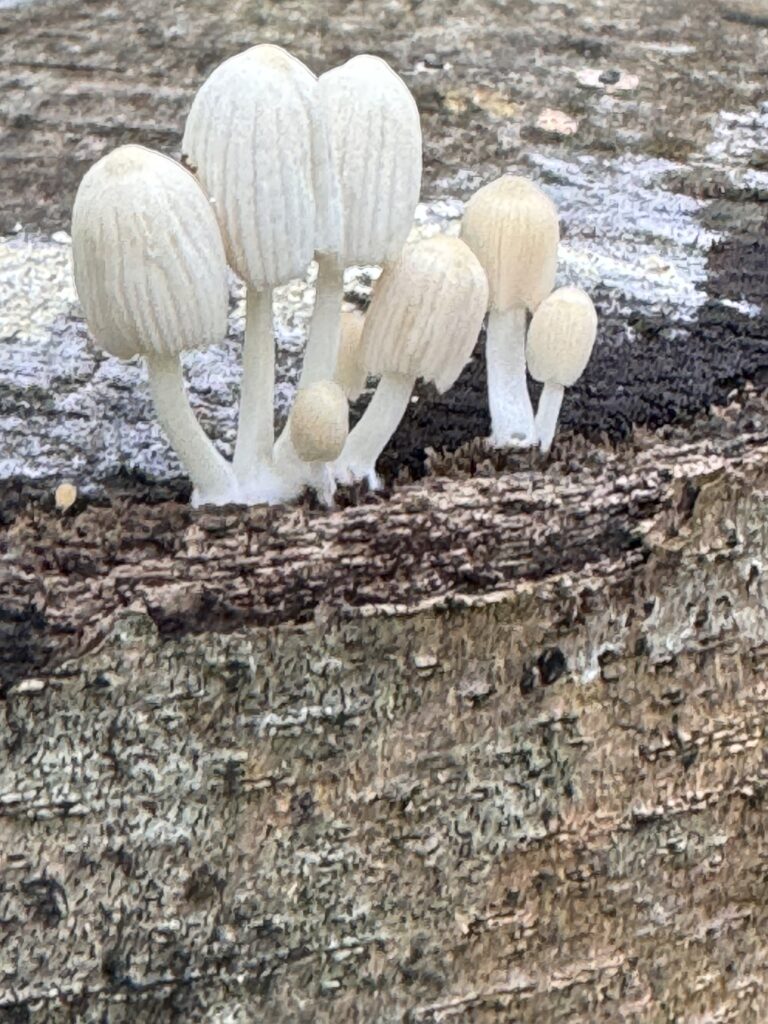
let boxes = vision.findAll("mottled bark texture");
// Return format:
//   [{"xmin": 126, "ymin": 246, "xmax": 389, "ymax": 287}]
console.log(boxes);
[
  {"xmin": 3, "ymin": 0, "xmax": 768, "ymax": 1018},
  {"xmin": 1, "ymin": 393, "xmax": 767, "ymax": 1023}
]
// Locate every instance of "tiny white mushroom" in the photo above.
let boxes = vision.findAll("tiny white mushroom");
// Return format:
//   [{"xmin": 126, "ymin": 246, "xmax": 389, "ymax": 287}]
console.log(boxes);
[
  {"xmin": 461, "ymin": 175, "xmax": 559, "ymax": 448},
  {"xmin": 526, "ymin": 286, "xmax": 598, "ymax": 454},
  {"xmin": 290, "ymin": 380, "xmax": 349, "ymax": 504},
  {"xmin": 54, "ymin": 482, "xmax": 77, "ymax": 512},
  {"xmin": 291, "ymin": 381, "xmax": 348, "ymax": 463},
  {"xmin": 335, "ymin": 235, "xmax": 488, "ymax": 489},
  {"xmin": 304, "ymin": 54, "xmax": 422, "ymax": 388},
  {"xmin": 71, "ymin": 144, "xmax": 234, "ymax": 506},
  {"xmin": 182, "ymin": 44, "xmax": 336, "ymax": 493}
]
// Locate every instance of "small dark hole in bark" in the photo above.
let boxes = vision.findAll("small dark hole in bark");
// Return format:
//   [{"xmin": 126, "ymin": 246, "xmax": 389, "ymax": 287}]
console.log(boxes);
[{"xmin": 538, "ymin": 648, "xmax": 567, "ymax": 686}]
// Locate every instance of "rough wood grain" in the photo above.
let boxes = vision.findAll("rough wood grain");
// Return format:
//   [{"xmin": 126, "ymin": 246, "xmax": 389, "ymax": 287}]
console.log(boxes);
[
  {"xmin": 1, "ymin": 393, "xmax": 767, "ymax": 1022},
  {"xmin": 3, "ymin": 0, "xmax": 768, "ymax": 1020}
]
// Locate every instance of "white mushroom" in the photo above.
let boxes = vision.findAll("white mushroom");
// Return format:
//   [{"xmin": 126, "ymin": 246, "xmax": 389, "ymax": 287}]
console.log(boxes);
[
  {"xmin": 182, "ymin": 44, "xmax": 336, "ymax": 495},
  {"xmin": 290, "ymin": 380, "xmax": 349, "ymax": 504},
  {"xmin": 290, "ymin": 381, "xmax": 348, "ymax": 463},
  {"xmin": 71, "ymin": 144, "xmax": 234, "ymax": 506},
  {"xmin": 335, "ymin": 235, "xmax": 488, "ymax": 489},
  {"xmin": 461, "ymin": 175, "xmax": 559, "ymax": 448},
  {"xmin": 526, "ymin": 286, "xmax": 598, "ymax": 454},
  {"xmin": 303, "ymin": 54, "xmax": 422, "ymax": 389}
]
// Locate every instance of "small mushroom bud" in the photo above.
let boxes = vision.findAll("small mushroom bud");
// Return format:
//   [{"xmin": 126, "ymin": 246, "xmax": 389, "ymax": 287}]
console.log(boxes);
[
  {"xmin": 71, "ymin": 144, "xmax": 234, "ymax": 505},
  {"xmin": 290, "ymin": 381, "xmax": 349, "ymax": 463},
  {"xmin": 335, "ymin": 235, "xmax": 488, "ymax": 489},
  {"xmin": 461, "ymin": 175, "xmax": 559, "ymax": 448},
  {"xmin": 526, "ymin": 286, "xmax": 598, "ymax": 454},
  {"xmin": 54, "ymin": 482, "xmax": 78, "ymax": 512},
  {"xmin": 289, "ymin": 380, "xmax": 348, "ymax": 504}
]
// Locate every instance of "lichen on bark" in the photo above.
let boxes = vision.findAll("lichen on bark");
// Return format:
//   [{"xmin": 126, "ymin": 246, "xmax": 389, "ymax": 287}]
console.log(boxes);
[{"xmin": 1, "ymin": 392, "xmax": 767, "ymax": 1022}]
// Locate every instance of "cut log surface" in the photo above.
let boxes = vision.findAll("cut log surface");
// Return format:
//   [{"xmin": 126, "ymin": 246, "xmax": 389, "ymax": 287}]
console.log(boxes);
[
  {"xmin": 2, "ymin": 394, "xmax": 768, "ymax": 1022},
  {"xmin": 1, "ymin": 0, "xmax": 768, "ymax": 1021}
]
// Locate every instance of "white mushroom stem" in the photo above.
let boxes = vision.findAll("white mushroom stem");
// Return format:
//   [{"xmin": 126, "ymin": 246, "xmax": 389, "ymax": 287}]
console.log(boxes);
[
  {"xmin": 145, "ymin": 352, "xmax": 236, "ymax": 505},
  {"xmin": 308, "ymin": 462, "xmax": 337, "ymax": 506},
  {"xmin": 300, "ymin": 253, "xmax": 345, "ymax": 387},
  {"xmin": 486, "ymin": 306, "xmax": 536, "ymax": 448},
  {"xmin": 335, "ymin": 371, "xmax": 413, "ymax": 489},
  {"xmin": 534, "ymin": 382, "xmax": 565, "ymax": 455},
  {"xmin": 233, "ymin": 287, "xmax": 275, "ymax": 482}
]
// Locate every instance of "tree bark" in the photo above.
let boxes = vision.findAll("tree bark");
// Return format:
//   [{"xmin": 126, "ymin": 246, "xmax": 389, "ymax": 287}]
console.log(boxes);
[
  {"xmin": 3, "ymin": 1, "xmax": 768, "ymax": 1020},
  {"xmin": 2, "ymin": 395, "xmax": 767, "ymax": 1022}
]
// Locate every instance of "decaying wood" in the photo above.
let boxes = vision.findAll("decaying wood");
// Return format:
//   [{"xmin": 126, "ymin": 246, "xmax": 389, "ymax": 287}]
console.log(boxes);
[
  {"xmin": 3, "ymin": 0, "xmax": 768, "ymax": 1017},
  {"xmin": 1, "ymin": 393, "xmax": 767, "ymax": 1022}
]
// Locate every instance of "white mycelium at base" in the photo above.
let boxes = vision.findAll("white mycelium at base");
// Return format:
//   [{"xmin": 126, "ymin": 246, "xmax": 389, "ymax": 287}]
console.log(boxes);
[
  {"xmin": 146, "ymin": 353, "xmax": 236, "ymax": 505},
  {"xmin": 334, "ymin": 371, "xmax": 413, "ymax": 489}
]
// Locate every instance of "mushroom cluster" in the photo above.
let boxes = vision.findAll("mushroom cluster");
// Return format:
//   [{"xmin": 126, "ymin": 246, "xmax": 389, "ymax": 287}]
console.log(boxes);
[
  {"xmin": 71, "ymin": 46, "xmax": 597, "ymax": 508},
  {"xmin": 461, "ymin": 175, "xmax": 597, "ymax": 453}
]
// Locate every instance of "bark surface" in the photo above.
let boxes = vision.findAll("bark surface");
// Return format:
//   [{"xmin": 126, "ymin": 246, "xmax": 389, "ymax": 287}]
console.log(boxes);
[
  {"xmin": 2, "ymin": 0, "xmax": 768, "ymax": 1020},
  {"xmin": 2, "ymin": 393, "xmax": 767, "ymax": 1022}
]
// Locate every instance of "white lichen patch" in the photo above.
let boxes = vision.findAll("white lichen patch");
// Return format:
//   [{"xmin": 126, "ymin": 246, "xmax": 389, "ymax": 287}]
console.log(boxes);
[
  {"xmin": 702, "ymin": 103, "xmax": 768, "ymax": 167},
  {"xmin": 720, "ymin": 297, "xmax": 762, "ymax": 318},
  {"xmin": 527, "ymin": 151, "xmax": 718, "ymax": 319},
  {"xmin": 0, "ymin": 231, "xmax": 78, "ymax": 347}
]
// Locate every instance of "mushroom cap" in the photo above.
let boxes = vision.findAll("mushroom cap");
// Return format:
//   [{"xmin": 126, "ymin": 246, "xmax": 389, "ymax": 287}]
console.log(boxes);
[
  {"xmin": 71, "ymin": 144, "xmax": 228, "ymax": 361},
  {"xmin": 334, "ymin": 309, "xmax": 367, "ymax": 400},
  {"xmin": 290, "ymin": 380, "xmax": 349, "ymax": 463},
  {"xmin": 461, "ymin": 175, "xmax": 559, "ymax": 313},
  {"xmin": 319, "ymin": 54, "xmax": 422, "ymax": 266},
  {"xmin": 360, "ymin": 235, "xmax": 489, "ymax": 394},
  {"xmin": 182, "ymin": 44, "xmax": 337, "ymax": 289},
  {"xmin": 526, "ymin": 286, "xmax": 597, "ymax": 387},
  {"xmin": 54, "ymin": 482, "xmax": 78, "ymax": 512}
]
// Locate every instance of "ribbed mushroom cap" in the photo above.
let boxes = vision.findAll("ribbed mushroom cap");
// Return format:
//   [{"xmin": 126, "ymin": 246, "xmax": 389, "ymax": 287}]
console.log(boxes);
[
  {"xmin": 290, "ymin": 381, "xmax": 349, "ymax": 462},
  {"xmin": 360, "ymin": 236, "xmax": 489, "ymax": 394},
  {"xmin": 71, "ymin": 144, "xmax": 228, "ymax": 361},
  {"xmin": 319, "ymin": 54, "xmax": 422, "ymax": 266},
  {"xmin": 334, "ymin": 309, "xmax": 367, "ymax": 400},
  {"xmin": 461, "ymin": 176, "xmax": 559, "ymax": 313},
  {"xmin": 526, "ymin": 286, "xmax": 597, "ymax": 387},
  {"xmin": 182, "ymin": 44, "xmax": 336, "ymax": 289}
]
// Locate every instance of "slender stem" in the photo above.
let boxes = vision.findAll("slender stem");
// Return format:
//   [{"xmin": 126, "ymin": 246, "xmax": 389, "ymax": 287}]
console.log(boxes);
[
  {"xmin": 301, "ymin": 253, "xmax": 344, "ymax": 388},
  {"xmin": 535, "ymin": 382, "xmax": 565, "ymax": 455},
  {"xmin": 335, "ymin": 371, "xmax": 413, "ymax": 489},
  {"xmin": 486, "ymin": 306, "xmax": 535, "ymax": 447},
  {"xmin": 145, "ymin": 353, "xmax": 236, "ymax": 506},
  {"xmin": 233, "ymin": 286, "xmax": 274, "ymax": 482}
]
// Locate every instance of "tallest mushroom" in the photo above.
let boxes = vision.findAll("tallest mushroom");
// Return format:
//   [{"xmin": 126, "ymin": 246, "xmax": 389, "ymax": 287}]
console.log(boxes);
[
  {"xmin": 299, "ymin": 54, "xmax": 422, "ymax": 388},
  {"xmin": 181, "ymin": 44, "xmax": 337, "ymax": 493}
]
